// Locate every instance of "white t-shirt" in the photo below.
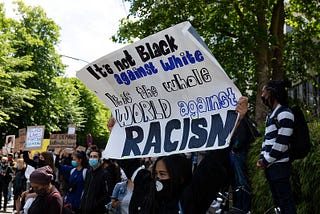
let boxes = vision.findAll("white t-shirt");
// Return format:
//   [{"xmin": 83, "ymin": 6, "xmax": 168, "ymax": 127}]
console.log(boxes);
[{"xmin": 120, "ymin": 187, "xmax": 132, "ymax": 214}]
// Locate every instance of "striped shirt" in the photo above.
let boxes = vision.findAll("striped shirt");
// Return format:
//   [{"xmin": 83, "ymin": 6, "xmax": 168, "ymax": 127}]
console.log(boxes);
[{"xmin": 260, "ymin": 104, "xmax": 294, "ymax": 166}]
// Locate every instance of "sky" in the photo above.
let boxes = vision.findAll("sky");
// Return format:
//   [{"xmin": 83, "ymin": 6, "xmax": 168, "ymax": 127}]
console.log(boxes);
[{"xmin": 3, "ymin": 0, "xmax": 130, "ymax": 77}]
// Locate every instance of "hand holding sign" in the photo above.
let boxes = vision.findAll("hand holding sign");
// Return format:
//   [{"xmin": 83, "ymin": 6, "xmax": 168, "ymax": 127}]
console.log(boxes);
[{"xmin": 236, "ymin": 96, "xmax": 249, "ymax": 120}]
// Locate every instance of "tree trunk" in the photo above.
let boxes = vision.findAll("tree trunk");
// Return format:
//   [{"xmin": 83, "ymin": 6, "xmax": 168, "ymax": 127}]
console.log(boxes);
[
  {"xmin": 254, "ymin": 2, "xmax": 270, "ymax": 125},
  {"xmin": 269, "ymin": 0, "xmax": 285, "ymax": 80},
  {"xmin": 255, "ymin": 49, "xmax": 269, "ymax": 125}
]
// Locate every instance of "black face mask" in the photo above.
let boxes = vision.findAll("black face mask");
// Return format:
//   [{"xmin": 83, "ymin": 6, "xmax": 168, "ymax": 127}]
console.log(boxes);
[
  {"xmin": 38, "ymin": 159, "xmax": 47, "ymax": 168},
  {"xmin": 155, "ymin": 179, "xmax": 172, "ymax": 200},
  {"xmin": 33, "ymin": 156, "xmax": 39, "ymax": 162},
  {"xmin": 34, "ymin": 187, "xmax": 47, "ymax": 196},
  {"xmin": 261, "ymin": 96, "xmax": 272, "ymax": 109}
]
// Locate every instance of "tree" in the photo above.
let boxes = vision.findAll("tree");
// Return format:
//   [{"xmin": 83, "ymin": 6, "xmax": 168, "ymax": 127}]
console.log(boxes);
[
  {"xmin": 0, "ymin": 4, "xmax": 39, "ymax": 130},
  {"xmin": 112, "ymin": 0, "xmax": 320, "ymax": 124},
  {"xmin": 1, "ymin": 2, "xmax": 111, "ymax": 148},
  {"xmin": 70, "ymin": 78, "xmax": 111, "ymax": 148},
  {"xmin": 7, "ymin": 1, "xmax": 65, "ymax": 134},
  {"xmin": 52, "ymin": 77, "xmax": 111, "ymax": 148}
]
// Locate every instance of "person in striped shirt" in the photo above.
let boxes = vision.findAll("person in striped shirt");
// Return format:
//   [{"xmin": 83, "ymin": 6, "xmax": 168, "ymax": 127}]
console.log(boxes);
[{"xmin": 257, "ymin": 79, "xmax": 296, "ymax": 214}]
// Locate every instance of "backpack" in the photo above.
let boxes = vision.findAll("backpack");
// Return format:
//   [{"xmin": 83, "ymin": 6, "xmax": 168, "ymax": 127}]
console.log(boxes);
[
  {"xmin": 70, "ymin": 168, "xmax": 88, "ymax": 181},
  {"xmin": 272, "ymin": 105, "xmax": 311, "ymax": 161},
  {"xmin": 48, "ymin": 191, "xmax": 74, "ymax": 214}
]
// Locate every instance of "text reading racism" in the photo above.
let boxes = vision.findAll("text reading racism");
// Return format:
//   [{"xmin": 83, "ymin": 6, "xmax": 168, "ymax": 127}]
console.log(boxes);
[{"xmin": 121, "ymin": 110, "xmax": 238, "ymax": 157}]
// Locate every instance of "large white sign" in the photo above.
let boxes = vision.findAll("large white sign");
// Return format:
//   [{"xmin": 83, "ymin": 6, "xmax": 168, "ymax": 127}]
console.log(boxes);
[{"xmin": 77, "ymin": 21, "xmax": 242, "ymax": 159}]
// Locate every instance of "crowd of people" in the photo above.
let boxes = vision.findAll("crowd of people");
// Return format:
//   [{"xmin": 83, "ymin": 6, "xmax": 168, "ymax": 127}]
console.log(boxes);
[{"xmin": 0, "ymin": 79, "xmax": 297, "ymax": 214}]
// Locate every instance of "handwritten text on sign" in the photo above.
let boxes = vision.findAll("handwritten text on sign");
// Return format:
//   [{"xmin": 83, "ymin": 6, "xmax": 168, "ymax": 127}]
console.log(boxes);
[
  {"xmin": 25, "ymin": 126, "xmax": 45, "ymax": 149},
  {"xmin": 77, "ymin": 22, "xmax": 242, "ymax": 159}
]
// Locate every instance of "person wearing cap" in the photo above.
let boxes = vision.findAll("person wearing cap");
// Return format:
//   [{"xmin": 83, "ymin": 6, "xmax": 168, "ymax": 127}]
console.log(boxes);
[{"xmin": 27, "ymin": 166, "xmax": 63, "ymax": 214}]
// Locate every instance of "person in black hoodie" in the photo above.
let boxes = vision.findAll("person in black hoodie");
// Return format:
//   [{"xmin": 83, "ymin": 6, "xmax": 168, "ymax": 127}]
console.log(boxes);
[
  {"xmin": 0, "ymin": 156, "xmax": 13, "ymax": 212},
  {"xmin": 80, "ymin": 150, "xmax": 109, "ymax": 214},
  {"xmin": 153, "ymin": 154, "xmax": 192, "ymax": 214},
  {"xmin": 181, "ymin": 96, "xmax": 249, "ymax": 214},
  {"xmin": 13, "ymin": 158, "xmax": 27, "ymax": 213},
  {"xmin": 229, "ymin": 114, "xmax": 259, "ymax": 213}
]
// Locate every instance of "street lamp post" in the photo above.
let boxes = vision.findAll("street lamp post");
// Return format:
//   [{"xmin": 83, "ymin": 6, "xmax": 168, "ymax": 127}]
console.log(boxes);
[{"xmin": 60, "ymin": 55, "xmax": 90, "ymax": 64}]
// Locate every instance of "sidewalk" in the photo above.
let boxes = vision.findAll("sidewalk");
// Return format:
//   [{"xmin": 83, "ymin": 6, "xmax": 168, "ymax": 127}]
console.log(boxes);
[{"xmin": 0, "ymin": 197, "xmax": 14, "ymax": 214}]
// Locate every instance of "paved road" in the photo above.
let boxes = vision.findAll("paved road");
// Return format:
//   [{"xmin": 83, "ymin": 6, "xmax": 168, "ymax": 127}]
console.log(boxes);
[{"xmin": 0, "ymin": 196, "xmax": 14, "ymax": 214}]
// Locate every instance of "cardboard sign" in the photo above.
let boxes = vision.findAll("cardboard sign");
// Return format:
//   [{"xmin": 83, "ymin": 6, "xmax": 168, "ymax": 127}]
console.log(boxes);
[
  {"xmin": 25, "ymin": 126, "xmax": 45, "ymax": 150},
  {"xmin": 13, "ymin": 137, "xmax": 25, "ymax": 153},
  {"xmin": 13, "ymin": 128, "xmax": 27, "ymax": 152},
  {"xmin": 77, "ymin": 21, "xmax": 242, "ymax": 159},
  {"xmin": 76, "ymin": 145, "xmax": 87, "ymax": 152},
  {"xmin": 49, "ymin": 134, "xmax": 77, "ymax": 148}
]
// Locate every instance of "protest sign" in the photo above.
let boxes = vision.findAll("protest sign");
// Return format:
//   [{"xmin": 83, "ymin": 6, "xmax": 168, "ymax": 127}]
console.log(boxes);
[
  {"xmin": 31, "ymin": 139, "xmax": 50, "ymax": 154},
  {"xmin": 76, "ymin": 145, "xmax": 87, "ymax": 152},
  {"xmin": 49, "ymin": 134, "xmax": 77, "ymax": 149},
  {"xmin": 19, "ymin": 128, "xmax": 27, "ymax": 138},
  {"xmin": 77, "ymin": 21, "xmax": 242, "ymax": 159},
  {"xmin": 13, "ymin": 128, "xmax": 27, "ymax": 152},
  {"xmin": 68, "ymin": 124, "xmax": 76, "ymax": 134},
  {"xmin": 25, "ymin": 126, "xmax": 45, "ymax": 150},
  {"xmin": 3, "ymin": 135, "xmax": 15, "ymax": 155}
]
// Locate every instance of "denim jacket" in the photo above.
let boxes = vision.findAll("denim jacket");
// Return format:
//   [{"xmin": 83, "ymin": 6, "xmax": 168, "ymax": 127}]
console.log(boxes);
[{"xmin": 106, "ymin": 181, "xmax": 128, "ymax": 214}]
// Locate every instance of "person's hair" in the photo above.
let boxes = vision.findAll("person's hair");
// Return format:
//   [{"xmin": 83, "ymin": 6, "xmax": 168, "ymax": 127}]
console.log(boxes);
[
  {"xmin": 265, "ymin": 78, "xmax": 292, "ymax": 107},
  {"xmin": 89, "ymin": 149, "xmax": 101, "ymax": 159},
  {"xmin": 90, "ymin": 145, "xmax": 98, "ymax": 152},
  {"xmin": 118, "ymin": 158, "xmax": 141, "ymax": 179},
  {"xmin": 153, "ymin": 154, "xmax": 192, "ymax": 198},
  {"xmin": 73, "ymin": 150, "xmax": 89, "ymax": 168},
  {"xmin": 41, "ymin": 151, "xmax": 55, "ymax": 171},
  {"xmin": 103, "ymin": 159, "xmax": 121, "ymax": 184}
]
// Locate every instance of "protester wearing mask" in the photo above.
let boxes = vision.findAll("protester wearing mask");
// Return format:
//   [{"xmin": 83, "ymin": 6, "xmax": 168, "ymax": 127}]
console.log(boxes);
[
  {"xmin": 151, "ymin": 154, "xmax": 192, "ymax": 214},
  {"xmin": 80, "ymin": 150, "xmax": 109, "ymax": 214},
  {"xmin": 23, "ymin": 151, "xmax": 54, "ymax": 170},
  {"xmin": 55, "ymin": 149, "xmax": 89, "ymax": 213},
  {"xmin": 257, "ymin": 79, "xmax": 296, "ymax": 213},
  {"xmin": 27, "ymin": 166, "xmax": 63, "ymax": 214},
  {"xmin": 0, "ymin": 157, "xmax": 13, "ymax": 212}
]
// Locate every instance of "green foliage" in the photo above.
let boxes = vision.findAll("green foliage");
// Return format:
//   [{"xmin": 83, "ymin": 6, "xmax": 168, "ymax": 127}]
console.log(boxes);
[
  {"xmin": 248, "ymin": 121, "xmax": 320, "ymax": 213},
  {"xmin": 0, "ymin": 2, "xmax": 111, "ymax": 149},
  {"xmin": 9, "ymin": 1, "xmax": 65, "ymax": 133},
  {"xmin": 113, "ymin": 0, "xmax": 320, "ymax": 124},
  {"xmin": 69, "ymin": 78, "xmax": 111, "ymax": 149},
  {"xmin": 0, "ymin": 3, "xmax": 39, "ymax": 127}
]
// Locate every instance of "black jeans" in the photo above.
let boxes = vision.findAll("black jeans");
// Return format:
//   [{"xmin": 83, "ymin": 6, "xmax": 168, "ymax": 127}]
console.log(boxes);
[
  {"xmin": 231, "ymin": 150, "xmax": 251, "ymax": 212},
  {"xmin": 265, "ymin": 162, "xmax": 296, "ymax": 214},
  {"xmin": 0, "ymin": 181, "xmax": 9, "ymax": 210}
]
